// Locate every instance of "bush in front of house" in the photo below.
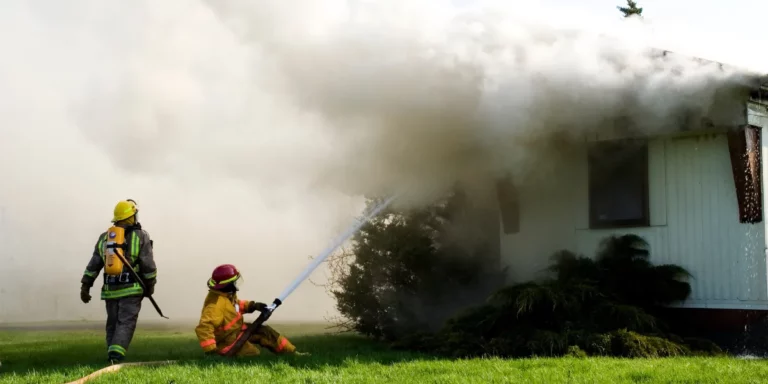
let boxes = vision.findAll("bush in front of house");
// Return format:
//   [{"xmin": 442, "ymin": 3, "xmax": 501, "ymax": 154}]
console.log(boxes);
[
  {"xmin": 329, "ymin": 191, "xmax": 508, "ymax": 341},
  {"xmin": 329, "ymin": 192, "xmax": 721, "ymax": 358},
  {"xmin": 392, "ymin": 234, "xmax": 724, "ymax": 357}
]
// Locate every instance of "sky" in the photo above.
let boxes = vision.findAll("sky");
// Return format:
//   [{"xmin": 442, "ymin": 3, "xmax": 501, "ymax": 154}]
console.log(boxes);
[{"xmin": 454, "ymin": 0, "xmax": 767, "ymax": 73}]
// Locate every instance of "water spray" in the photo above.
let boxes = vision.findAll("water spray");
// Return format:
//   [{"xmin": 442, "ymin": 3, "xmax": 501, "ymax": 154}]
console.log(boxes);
[{"xmin": 223, "ymin": 194, "xmax": 399, "ymax": 356}]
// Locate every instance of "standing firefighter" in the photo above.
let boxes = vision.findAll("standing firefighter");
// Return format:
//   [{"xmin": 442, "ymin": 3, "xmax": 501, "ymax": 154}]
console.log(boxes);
[
  {"xmin": 80, "ymin": 199, "xmax": 158, "ymax": 364},
  {"xmin": 195, "ymin": 264, "xmax": 305, "ymax": 357}
]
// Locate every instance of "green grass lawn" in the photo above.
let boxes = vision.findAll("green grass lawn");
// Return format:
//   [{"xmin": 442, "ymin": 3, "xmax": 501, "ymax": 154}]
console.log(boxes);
[{"xmin": 2, "ymin": 323, "xmax": 768, "ymax": 384}]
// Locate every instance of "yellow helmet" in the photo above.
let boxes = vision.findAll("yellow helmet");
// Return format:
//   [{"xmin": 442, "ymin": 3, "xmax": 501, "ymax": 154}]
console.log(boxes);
[{"xmin": 112, "ymin": 199, "xmax": 139, "ymax": 223}]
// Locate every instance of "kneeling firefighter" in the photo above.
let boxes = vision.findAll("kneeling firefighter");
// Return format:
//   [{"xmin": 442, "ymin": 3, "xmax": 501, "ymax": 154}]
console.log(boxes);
[
  {"xmin": 195, "ymin": 264, "xmax": 304, "ymax": 357},
  {"xmin": 80, "ymin": 199, "xmax": 158, "ymax": 363}
]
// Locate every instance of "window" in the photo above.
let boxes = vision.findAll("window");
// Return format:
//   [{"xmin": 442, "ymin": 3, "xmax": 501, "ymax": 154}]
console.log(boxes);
[
  {"xmin": 727, "ymin": 125, "xmax": 763, "ymax": 223},
  {"xmin": 588, "ymin": 139, "xmax": 650, "ymax": 229}
]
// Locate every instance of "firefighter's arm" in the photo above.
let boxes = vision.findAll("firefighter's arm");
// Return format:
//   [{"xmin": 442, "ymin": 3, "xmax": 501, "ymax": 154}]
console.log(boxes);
[
  {"xmin": 81, "ymin": 235, "xmax": 105, "ymax": 288},
  {"xmin": 137, "ymin": 230, "xmax": 157, "ymax": 290},
  {"xmin": 195, "ymin": 305, "xmax": 224, "ymax": 353}
]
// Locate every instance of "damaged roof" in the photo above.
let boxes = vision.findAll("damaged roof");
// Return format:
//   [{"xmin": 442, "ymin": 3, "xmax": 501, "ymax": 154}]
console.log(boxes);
[{"xmin": 651, "ymin": 49, "xmax": 768, "ymax": 100}]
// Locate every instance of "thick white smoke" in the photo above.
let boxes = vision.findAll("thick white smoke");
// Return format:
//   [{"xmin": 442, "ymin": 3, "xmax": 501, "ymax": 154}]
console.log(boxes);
[
  {"xmin": 199, "ymin": 0, "xmax": 765, "ymax": 202},
  {"xmin": 0, "ymin": 0, "xmax": 764, "ymax": 325}
]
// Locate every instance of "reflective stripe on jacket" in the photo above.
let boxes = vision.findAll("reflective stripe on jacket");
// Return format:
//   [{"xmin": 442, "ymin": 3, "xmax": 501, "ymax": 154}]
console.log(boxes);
[
  {"xmin": 80, "ymin": 226, "xmax": 157, "ymax": 300},
  {"xmin": 195, "ymin": 290, "xmax": 260, "ymax": 356}
]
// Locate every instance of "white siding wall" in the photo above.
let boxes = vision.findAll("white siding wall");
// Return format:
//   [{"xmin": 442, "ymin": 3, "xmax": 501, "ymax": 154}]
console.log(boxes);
[{"xmin": 500, "ymin": 133, "xmax": 768, "ymax": 309}]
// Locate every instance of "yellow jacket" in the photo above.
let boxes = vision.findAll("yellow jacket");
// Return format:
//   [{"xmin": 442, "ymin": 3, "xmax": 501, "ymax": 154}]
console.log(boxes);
[{"xmin": 194, "ymin": 290, "xmax": 261, "ymax": 356}]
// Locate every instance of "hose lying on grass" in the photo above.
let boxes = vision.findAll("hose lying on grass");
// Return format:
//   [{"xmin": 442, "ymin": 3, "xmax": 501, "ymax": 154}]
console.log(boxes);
[{"xmin": 65, "ymin": 360, "xmax": 177, "ymax": 384}]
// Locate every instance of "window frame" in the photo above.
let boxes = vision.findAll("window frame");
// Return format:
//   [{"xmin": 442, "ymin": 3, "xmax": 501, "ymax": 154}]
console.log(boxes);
[{"xmin": 587, "ymin": 139, "xmax": 651, "ymax": 229}]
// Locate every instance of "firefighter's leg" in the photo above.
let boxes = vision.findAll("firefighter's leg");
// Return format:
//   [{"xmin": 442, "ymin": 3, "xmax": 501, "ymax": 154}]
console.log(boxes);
[
  {"xmin": 108, "ymin": 296, "xmax": 143, "ymax": 362},
  {"xmin": 105, "ymin": 299, "xmax": 119, "ymax": 349},
  {"xmin": 248, "ymin": 325, "xmax": 296, "ymax": 354}
]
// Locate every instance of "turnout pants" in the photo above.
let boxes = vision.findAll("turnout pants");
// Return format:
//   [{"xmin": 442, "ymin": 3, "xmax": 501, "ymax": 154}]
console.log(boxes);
[
  {"xmin": 105, "ymin": 296, "xmax": 143, "ymax": 357},
  {"xmin": 246, "ymin": 325, "xmax": 296, "ymax": 355}
]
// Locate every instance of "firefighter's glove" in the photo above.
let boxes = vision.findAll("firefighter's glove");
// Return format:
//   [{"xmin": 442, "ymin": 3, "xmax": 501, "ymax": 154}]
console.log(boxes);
[
  {"xmin": 143, "ymin": 280, "xmax": 155, "ymax": 297},
  {"xmin": 246, "ymin": 301, "xmax": 268, "ymax": 314},
  {"xmin": 80, "ymin": 285, "xmax": 91, "ymax": 303}
]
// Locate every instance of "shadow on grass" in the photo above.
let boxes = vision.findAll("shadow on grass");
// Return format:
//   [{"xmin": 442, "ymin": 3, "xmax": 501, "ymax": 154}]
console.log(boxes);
[
  {"xmin": 0, "ymin": 331, "xmax": 444, "ymax": 381},
  {"xmin": 170, "ymin": 334, "xmax": 445, "ymax": 370}
]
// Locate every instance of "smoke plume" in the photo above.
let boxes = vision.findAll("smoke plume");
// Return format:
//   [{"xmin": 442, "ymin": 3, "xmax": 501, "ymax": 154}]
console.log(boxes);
[{"xmin": 0, "ymin": 0, "xmax": 764, "ymax": 324}]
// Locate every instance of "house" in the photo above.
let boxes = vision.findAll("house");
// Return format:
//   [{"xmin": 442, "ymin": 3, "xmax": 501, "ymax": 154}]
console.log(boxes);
[{"xmin": 493, "ymin": 52, "xmax": 768, "ymax": 331}]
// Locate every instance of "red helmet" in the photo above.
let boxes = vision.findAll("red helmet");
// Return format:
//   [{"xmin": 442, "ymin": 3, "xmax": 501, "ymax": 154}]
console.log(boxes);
[{"xmin": 208, "ymin": 264, "xmax": 242, "ymax": 291}]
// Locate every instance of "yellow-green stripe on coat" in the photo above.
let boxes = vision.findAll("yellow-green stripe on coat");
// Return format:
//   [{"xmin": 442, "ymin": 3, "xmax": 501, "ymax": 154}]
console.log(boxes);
[{"xmin": 81, "ymin": 227, "xmax": 157, "ymax": 300}]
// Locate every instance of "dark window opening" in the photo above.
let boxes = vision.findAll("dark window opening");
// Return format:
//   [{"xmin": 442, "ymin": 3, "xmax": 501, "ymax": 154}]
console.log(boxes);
[
  {"xmin": 588, "ymin": 139, "xmax": 650, "ymax": 229},
  {"xmin": 727, "ymin": 125, "xmax": 763, "ymax": 224}
]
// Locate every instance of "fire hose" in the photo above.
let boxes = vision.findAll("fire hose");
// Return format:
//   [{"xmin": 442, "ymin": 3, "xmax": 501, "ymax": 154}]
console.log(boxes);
[
  {"xmin": 223, "ymin": 195, "xmax": 397, "ymax": 356},
  {"xmin": 64, "ymin": 361, "xmax": 177, "ymax": 384},
  {"xmin": 67, "ymin": 195, "xmax": 397, "ymax": 382}
]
